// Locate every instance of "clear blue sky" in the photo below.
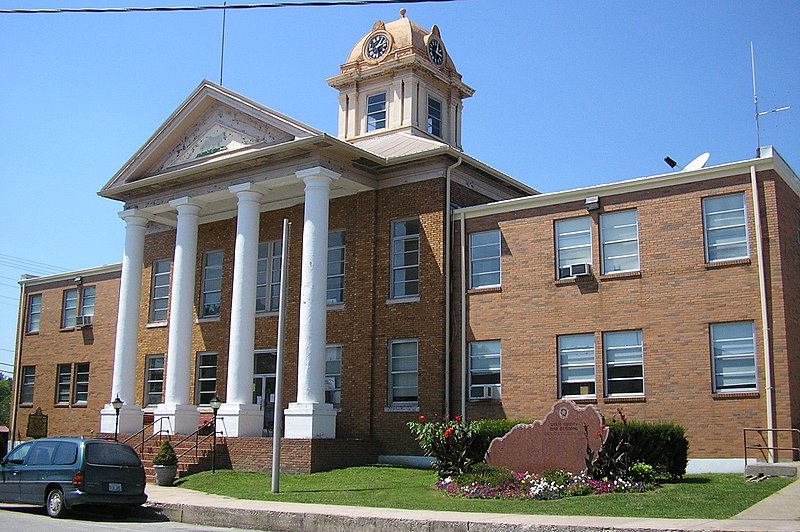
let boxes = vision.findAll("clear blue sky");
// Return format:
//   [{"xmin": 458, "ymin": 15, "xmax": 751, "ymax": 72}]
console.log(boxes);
[{"xmin": 1, "ymin": 0, "xmax": 798, "ymax": 373}]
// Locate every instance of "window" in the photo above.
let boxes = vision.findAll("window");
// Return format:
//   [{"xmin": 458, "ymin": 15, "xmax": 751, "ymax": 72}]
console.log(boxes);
[
  {"xmin": 469, "ymin": 230, "xmax": 501, "ymax": 288},
  {"xmin": 56, "ymin": 364, "xmax": 71, "ymax": 404},
  {"xmin": 145, "ymin": 355, "xmax": 165, "ymax": 406},
  {"xmin": 470, "ymin": 340, "xmax": 501, "ymax": 400},
  {"xmin": 20, "ymin": 366, "xmax": 35, "ymax": 404},
  {"xmin": 601, "ymin": 210, "xmax": 639, "ymax": 274},
  {"xmin": 711, "ymin": 321, "xmax": 757, "ymax": 392},
  {"xmin": 27, "ymin": 294, "xmax": 42, "ymax": 333},
  {"xmin": 72, "ymin": 362, "xmax": 89, "ymax": 404},
  {"xmin": 389, "ymin": 339, "xmax": 418, "ymax": 404},
  {"xmin": 150, "ymin": 259, "xmax": 171, "ymax": 322},
  {"xmin": 366, "ymin": 92, "xmax": 387, "ymax": 131},
  {"xmin": 703, "ymin": 193, "xmax": 749, "ymax": 262},
  {"xmin": 200, "ymin": 251, "xmax": 223, "ymax": 318},
  {"xmin": 558, "ymin": 334, "xmax": 595, "ymax": 398},
  {"xmin": 427, "ymin": 96, "xmax": 442, "ymax": 137},
  {"xmin": 604, "ymin": 330, "xmax": 644, "ymax": 396},
  {"xmin": 196, "ymin": 352, "xmax": 217, "ymax": 405},
  {"xmin": 62, "ymin": 289, "xmax": 78, "ymax": 328},
  {"xmin": 327, "ymin": 231, "xmax": 346, "ymax": 305},
  {"xmin": 556, "ymin": 217, "xmax": 592, "ymax": 279},
  {"xmin": 256, "ymin": 241, "xmax": 282, "ymax": 313},
  {"xmin": 81, "ymin": 286, "xmax": 95, "ymax": 317},
  {"xmin": 325, "ymin": 345, "xmax": 342, "ymax": 409},
  {"xmin": 391, "ymin": 219, "xmax": 420, "ymax": 298}
]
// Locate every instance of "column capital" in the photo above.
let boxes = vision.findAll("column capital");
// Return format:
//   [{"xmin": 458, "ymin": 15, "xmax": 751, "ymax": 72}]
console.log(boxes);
[
  {"xmin": 229, "ymin": 182, "xmax": 264, "ymax": 203},
  {"xmin": 169, "ymin": 196, "xmax": 205, "ymax": 213},
  {"xmin": 118, "ymin": 209, "xmax": 150, "ymax": 227},
  {"xmin": 295, "ymin": 166, "xmax": 341, "ymax": 186}
]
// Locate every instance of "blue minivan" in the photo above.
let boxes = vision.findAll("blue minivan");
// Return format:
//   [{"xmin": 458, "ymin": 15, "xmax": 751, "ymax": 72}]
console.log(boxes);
[{"xmin": 0, "ymin": 437, "xmax": 147, "ymax": 518}]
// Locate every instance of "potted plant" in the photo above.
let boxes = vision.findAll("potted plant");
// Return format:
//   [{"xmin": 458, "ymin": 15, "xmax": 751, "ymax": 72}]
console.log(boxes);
[{"xmin": 152, "ymin": 439, "xmax": 178, "ymax": 486}]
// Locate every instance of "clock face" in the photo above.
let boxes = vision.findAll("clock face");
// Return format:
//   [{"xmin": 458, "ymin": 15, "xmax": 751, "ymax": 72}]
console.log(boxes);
[
  {"xmin": 366, "ymin": 33, "xmax": 389, "ymax": 60},
  {"xmin": 428, "ymin": 38, "xmax": 444, "ymax": 65}
]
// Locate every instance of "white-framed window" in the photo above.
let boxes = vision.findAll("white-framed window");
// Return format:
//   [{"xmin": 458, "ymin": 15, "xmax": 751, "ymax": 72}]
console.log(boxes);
[
  {"xmin": 556, "ymin": 217, "xmax": 592, "ymax": 279},
  {"xmin": 62, "ymin": 289, "xmax": 78, "ymax": 328},
  {"xmin": 27, "ymin": 294, "xmax": 42, "ymax": 333},
  {"xmin": 81, "ymin": 286, "xmax": 95, "ymax": 318},
  {"xmin": 196, "ymin": 352, "xmax": 218, "ymax": 405},
  {"xmin": 469, "ymin": 340, "xmax": 501, "ymax": 400},
  {"xmin": 72, "ymin": 362, "xmax": 89, "ymax": 404},
  {"xmin": 427, "ymin": 96, "xmax": 442, "ymax": 137},
  {"xmin": 56, "ymin": 363, "xmax": 71, "ymax": 404},
  {"xmin": 558, "ymin": 333, "xmax": 596, "ymax": 398},
  {"xmin": 200, "ymin": 251, "xmax": 223, "ymax": 318},
  {"xmin": 150, "ymin": 259, "xmax": 171, "ymax": 322},
  {"xmin": 325, "ymin": 345, "xmax": 342, "ymax": 409},
  {"xmin": 604, "ymin": 330, "xmax": 644, "ymax": 396},
  {"xmin": 256, "ymin": 241, "xmax": 282, "ymax": 313},
  {"xmin": 470, "ymin": 230, "xmax": 501, "ymax": 289},
  {"xmin": 327, "ymin": 231, "xmax": 345, "ymax": 305},
  {"xmin": 389, "ymin": 339, "xmax": 418, "ymax": 404},
  {"xmin": 391, "ymin": 219, "xmax": 420, "ymax": 299},
  {"xmin": 145, "ymin": 355, "xmax": 165, "ymax": 406},
  {"xmin": 20, "ymin": 365, "xmax": 35, "ymax": 404},
  {"xmin": 366, "ymin": 92, "xmax": 387, "ymax": 131},
  {"xmin": 703, "ymin": 193, "xmax": 749, "ymax": 262},
  {"xmin": 601, "ymin": 210, "xmax": 639, "ymax": 274},
  {"xmin": 711, "ymin": 321, "xmax": 757, "ymax": 393}
]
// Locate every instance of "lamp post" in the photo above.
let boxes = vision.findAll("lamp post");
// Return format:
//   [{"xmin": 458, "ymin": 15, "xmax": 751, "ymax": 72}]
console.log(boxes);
[
  {"xmin": 111, "ymin": 395, "xmax": 124, "ymax": 442},
  {"xmin": 209, "ymin": 394, "xmax": 222, "ymax": 473}
]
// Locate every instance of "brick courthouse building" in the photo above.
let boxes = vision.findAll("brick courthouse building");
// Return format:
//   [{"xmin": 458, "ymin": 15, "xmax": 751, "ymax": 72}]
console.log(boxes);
[{"xmin": 11, "ymin": 13, "xmax": 800, "ymax": 472}]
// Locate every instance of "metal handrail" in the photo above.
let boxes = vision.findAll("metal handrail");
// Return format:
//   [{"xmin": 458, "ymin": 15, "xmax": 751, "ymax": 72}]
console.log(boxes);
[
  {"xmin": 172, "ymin": 424, "xmax": 222, "ymax": 464},
  {"xmin": 123, "ymin": 416, "xmax": 170, "ymax": 454},
  {"xmin": 743, "ymin": 427, "xmax": 800, "ymax": 466}
]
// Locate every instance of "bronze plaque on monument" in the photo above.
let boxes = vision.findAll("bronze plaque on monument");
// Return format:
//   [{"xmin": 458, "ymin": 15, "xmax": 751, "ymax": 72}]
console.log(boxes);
[
  {"xmin": 26, "ymin": 407, "xmax": 48, "ymax": 439},
  {"xmin": 486, "ymin": 400, "xmax": 607, "ymax": 474}
]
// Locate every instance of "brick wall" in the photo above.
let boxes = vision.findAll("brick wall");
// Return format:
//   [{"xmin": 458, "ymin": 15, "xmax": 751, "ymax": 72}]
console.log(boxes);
[
  {"xmin": 454, "ymin": 169, "xmax": 799, "ymax": 459},
  {"xmin": 220, "ymin": 437, "xmax": 379, "ymax": 474}
]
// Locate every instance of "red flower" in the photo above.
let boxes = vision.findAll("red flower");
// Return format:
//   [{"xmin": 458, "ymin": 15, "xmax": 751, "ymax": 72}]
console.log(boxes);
[
  {"xmin": 596, "ymin": 431, "xmax": 602, "ymax": 438},
  {"xmin": 418, "ymin": 415, "xmax": 426, "ymax": 422},
  {"xmin": 454, "ymin": 415, "xmax": 462, "ymax": 423},
  {"xmin": 443, "ymin": 427, "xmax": 455, "ymax": 439}
]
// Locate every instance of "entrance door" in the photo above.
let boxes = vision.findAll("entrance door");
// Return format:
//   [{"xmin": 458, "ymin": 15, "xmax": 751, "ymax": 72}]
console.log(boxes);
[{"xmin": 253, "ymin": 351, "xmax": 277, "ymax": 436}]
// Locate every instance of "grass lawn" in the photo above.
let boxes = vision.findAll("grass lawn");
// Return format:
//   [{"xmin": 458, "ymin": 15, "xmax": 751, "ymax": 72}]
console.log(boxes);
[{"xmin": 176, "ymin": 465, "xmax": 793, "ymax": 519}]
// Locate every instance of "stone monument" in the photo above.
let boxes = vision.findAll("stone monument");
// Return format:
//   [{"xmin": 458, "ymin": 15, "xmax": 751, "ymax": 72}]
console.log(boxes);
[{"xmin": 486, "ymin": 400, "xmax": 607, "ymax": 474}]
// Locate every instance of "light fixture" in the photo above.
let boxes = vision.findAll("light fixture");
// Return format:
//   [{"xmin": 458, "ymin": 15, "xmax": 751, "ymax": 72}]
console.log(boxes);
[
  {"xmin": 664, "ymin": 156, "xmax": 678, "ymax": 169},
  {"xmin": 111, "ymin": 395, "xmax": 124, "ymax": 442},
  {"xmin": 209, "ymin": 394, "xmax": 222, "ymax": 473},
  {"xmin": 585, "ymin": 195, "xmax": 600, "ymax": 211}
]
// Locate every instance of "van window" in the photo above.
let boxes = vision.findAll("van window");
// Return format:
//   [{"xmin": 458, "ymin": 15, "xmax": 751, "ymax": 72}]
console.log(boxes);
[
  {"xmin": 85, "ymin": 443, "xmax": 141, "ymax": 466},
  {"xmin": 53, "ymin": 442, "xmax": 78, "ymax": 465},
  {"xmin": 4, "ymin": 442, "xmax": 33, "ymax": 464},
  {"xmin": 29, "ymin": 441, "xmax": 60, "ymax": 465}
]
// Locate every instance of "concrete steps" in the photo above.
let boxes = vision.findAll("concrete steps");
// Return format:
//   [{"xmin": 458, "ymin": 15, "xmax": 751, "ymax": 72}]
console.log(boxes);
[{"xmin": 129, "ymin": 434, "xmax": 222, "ymax": 483}]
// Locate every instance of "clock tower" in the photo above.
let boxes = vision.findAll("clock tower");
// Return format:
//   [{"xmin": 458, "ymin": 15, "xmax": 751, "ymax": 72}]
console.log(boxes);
[{"xmin": 327, "ymin": 10, "xmax": 474, "ymax": 149}]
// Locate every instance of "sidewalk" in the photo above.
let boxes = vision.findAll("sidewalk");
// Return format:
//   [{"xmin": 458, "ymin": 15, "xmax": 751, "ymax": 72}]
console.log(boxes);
[{"xmin": 143, "ymin": 476, "xmax": 800, "ymax": 532}]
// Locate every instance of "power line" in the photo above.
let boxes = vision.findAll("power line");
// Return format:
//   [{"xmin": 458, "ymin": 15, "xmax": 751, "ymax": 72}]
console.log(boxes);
[
  {"xmin": 0, "ymin": 253, "xmax": 65, "ymax": 272},
  {"xmin": 0, "ymin": 0, "xmax": 462, "ymax": 15}
]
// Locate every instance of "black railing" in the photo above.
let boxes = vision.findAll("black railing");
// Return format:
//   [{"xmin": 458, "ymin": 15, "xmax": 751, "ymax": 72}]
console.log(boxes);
[
  {"xmin": 743, "ymin": 428, "xmax": 800, "ymax": 466},
  {"xmin": 123, "ymin": 417, "xmax": 222, "ymax": 474},
  {"xmin": 123, "ymin": 416, "xmax": 170, "ymax": 455}
]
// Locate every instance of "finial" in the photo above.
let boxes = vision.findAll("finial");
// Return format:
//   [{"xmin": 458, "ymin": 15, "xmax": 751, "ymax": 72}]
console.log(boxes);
[{"xmin": 400, "ymin": 8, "xmax": 406, "ymax": 18}]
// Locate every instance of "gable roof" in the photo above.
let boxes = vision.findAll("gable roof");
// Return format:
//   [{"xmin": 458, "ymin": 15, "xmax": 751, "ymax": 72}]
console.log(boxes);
[{"xmin": 99, "ymin": 80, "xmax": 321, "ymax": 196}]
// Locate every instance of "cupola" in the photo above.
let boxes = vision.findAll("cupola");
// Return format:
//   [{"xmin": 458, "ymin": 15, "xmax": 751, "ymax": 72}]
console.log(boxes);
[{"xmin": 326, "ymin": 10, "xmax": 474, "ymax": 148}]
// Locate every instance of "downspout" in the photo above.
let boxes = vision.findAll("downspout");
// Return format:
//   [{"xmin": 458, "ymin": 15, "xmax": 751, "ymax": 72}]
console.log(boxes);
[
  {"xmin": 750, "ymin": 164, "xmax": 775, "ymax": 462},
  {"xmin": 444, "ymin": 156, "xmax": 462, "ymax": 420},
  {"xmin": 10, "ymin": 279, "xmax": 26, "ymax": 448},
  {"xmin": 460, "ymin": 212, "xmax": 467, "ymax": 420}
]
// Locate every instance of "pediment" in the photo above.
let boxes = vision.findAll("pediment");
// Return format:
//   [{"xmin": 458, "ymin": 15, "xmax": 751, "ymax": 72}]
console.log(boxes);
[{"xmin": 100, "ymin": 80, "xmax": 320, "ymax": 196}]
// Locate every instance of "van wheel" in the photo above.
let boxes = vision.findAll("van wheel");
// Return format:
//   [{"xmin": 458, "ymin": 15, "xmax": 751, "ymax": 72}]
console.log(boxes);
[{"xmin": 46, "ymin": 488, "xmax": 67, "ymax": 518}]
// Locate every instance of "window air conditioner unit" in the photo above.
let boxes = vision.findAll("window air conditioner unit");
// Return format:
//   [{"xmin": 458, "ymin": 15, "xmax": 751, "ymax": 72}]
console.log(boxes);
[
  {"xmin": 559, "ymin": 263, "xmax": 593, "ymax": 279},
  {"xmin": 75, "ymin": 315, "xmax": 93, "ymax": 328},
  {"xmin": 478, "ymin": 386, "xmax": 500, "ymax": 399}
]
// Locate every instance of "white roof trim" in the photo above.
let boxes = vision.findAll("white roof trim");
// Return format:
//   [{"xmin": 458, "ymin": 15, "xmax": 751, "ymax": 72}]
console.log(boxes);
[{"xmin": 19, "ymin": 263, "xmax": 122, "ymax": 288}]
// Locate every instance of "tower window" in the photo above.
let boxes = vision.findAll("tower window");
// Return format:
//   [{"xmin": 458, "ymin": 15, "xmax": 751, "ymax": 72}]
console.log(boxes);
[
  {"xmin": 427, "ymin": 96, "xmax": 442, "ymax": 138},
  {"xmin": 367, "ymin": 93, "xmax": 386, "ymax": 131}
]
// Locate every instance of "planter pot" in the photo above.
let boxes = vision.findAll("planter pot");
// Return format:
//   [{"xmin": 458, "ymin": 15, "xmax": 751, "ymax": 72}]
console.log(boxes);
[{"xmin": 153, "ymin": 464, "xmax": 178, "ymax": 486}]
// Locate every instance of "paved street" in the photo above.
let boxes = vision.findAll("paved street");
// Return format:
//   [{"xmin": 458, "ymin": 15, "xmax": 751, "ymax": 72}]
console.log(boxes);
[{"xmin": 0, "ymin": 504, "xmax": 247, "ymax": 532}]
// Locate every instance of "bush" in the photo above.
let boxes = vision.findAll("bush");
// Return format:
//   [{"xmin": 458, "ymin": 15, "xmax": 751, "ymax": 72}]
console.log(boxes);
[
  {"xmin": 153, "ymin": 439, "xmax": 177, "ymax": 466},
  {"xmin": 469, "ymin": 419, "xmax": 530, "ymax": 460},
  {"xmin": 454, "ymin": 463, "xmax": 514, "ymax": 486}
]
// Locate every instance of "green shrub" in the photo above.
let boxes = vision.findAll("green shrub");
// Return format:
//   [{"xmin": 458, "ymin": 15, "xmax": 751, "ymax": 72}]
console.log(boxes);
[
  {"xmin": 621, "ymin": 420, "xmax": 688, "ymax": 479},
  {"xmin": 629, "ymin": 462, "xmax": 656, "ymax": 484},
  {"xmin": 153, "ymin": 439, "xmax": 177, "ymax": 466},
  {"xmin": 454, "ymin": 463, "xmax": 514, "ymax": 486},
  {"xmin": 469, "ymin": 418, "xmax": 531, "ymax": 461}
]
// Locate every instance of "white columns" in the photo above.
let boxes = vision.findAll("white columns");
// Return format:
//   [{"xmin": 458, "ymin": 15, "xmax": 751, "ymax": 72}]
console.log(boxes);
[
  {"xmin": 218, "ymin": 183, "xmax": 264, "ymax": 437},
  {"xmin": 100, "ymin": 210, "xmax": 147, "ymax": 435},
  {"xmin": 154, "ymin": 197, "xmax": 203, "ymax": 435},
  {"xmin": 284, "ymin": 166, "xmax": 339, "ymax": 439}
]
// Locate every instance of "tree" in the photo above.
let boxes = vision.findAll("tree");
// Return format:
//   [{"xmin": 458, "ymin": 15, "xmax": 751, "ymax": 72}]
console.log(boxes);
[{"xmin": 0, "ymin": 372, "xmax": 11, "ymax": 427}]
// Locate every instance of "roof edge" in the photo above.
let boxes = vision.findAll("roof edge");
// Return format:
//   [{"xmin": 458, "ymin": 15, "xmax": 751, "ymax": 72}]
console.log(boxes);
[{"xmin": 19, "ymin": 263, "xmax": 122, "ymax": 287}]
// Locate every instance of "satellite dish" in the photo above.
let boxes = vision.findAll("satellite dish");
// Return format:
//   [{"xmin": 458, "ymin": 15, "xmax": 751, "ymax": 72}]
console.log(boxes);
[{"xmin": 682, "ymin": 152, "xmax": 710, "ymax": 172}]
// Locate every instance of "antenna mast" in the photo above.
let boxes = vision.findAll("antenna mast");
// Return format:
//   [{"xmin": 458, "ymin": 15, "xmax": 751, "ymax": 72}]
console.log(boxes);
[
  {"xmin": 751, "ymin": 42, "xmax": 790, "ymax": 157},
  {"xmin": 219, "ymin": 1, "xmax": 228, "ymax": 86}
]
